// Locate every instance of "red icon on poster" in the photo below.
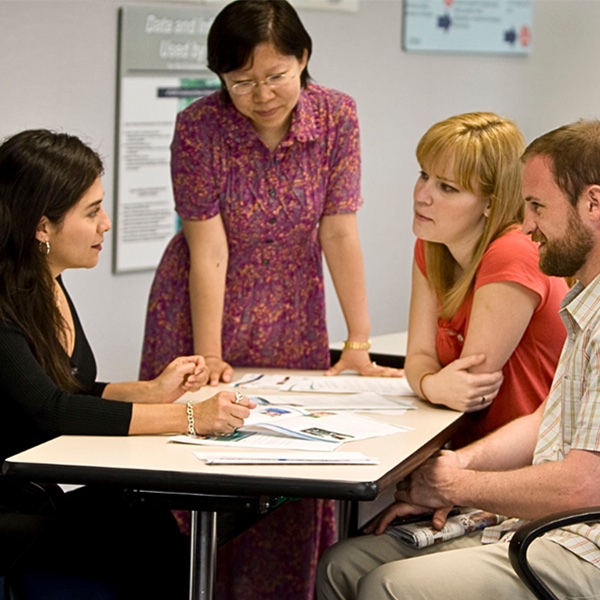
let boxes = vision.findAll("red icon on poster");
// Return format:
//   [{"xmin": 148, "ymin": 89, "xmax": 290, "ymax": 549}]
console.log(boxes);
[{"xmin": 520, "ymin": 25, "xmax": 531, "ymax": 47}]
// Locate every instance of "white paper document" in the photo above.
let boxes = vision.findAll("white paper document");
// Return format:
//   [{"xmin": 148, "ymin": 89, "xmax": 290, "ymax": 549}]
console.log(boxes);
[
  {"xmin": 242, "ymin": 406, "xmax": 405, "ymax": 441},
  {"xmin": 171, "ymin": 433, "xmax": 341, "ymax": 452},
  {"xmin": 251, "ymin": 392, "xmax": 415, "ymax": 411},
  {"xmin": 193, "ymin": 451, "xmax": 378, "ymax": 465},
  {"xmin": 232, "ymin": 374, "xmax": 415, "ymax": 396}
]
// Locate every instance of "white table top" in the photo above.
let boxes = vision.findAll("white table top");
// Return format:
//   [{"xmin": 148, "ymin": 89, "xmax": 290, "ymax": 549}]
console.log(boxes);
[{"xmin": 3, "ymin": 368, "xmax": 460, "ymax": 502}]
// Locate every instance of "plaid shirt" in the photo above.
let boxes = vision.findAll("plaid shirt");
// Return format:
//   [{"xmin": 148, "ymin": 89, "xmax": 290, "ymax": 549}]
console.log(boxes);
[
  {"xmin": 532, "ymin": 274, "xmax": 600, "ymax": 565},
  {"xmin": 483, "ymin": 275, "xmax": 600, "ymax": 566}
]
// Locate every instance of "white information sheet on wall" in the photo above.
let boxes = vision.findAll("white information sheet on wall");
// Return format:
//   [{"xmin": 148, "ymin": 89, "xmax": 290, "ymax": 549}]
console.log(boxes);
[
  {"xmin": 115, "ymin": 5, "xmax": 219, "ymax": 272},
  {"xmin": 403, "ymin": 0, "xmax": 533, "ymax": 55}
]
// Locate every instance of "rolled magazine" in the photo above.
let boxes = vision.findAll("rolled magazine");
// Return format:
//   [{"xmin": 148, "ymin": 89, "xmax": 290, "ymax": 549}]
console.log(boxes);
[{"xmin": 386, "ymin": 509, "xmax": 504, "ymax": 549}]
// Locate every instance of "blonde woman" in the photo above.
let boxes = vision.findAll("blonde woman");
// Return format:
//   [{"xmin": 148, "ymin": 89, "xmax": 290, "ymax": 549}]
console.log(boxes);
[{"xmin": 405, "ymin": 112, "xmax": 567, "ymax": 447}]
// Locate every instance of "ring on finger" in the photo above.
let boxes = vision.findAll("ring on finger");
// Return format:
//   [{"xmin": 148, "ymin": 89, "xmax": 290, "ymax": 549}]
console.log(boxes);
[{"xmin": 234, "ymin": 391, "xmax": 243, "ymax": 404}]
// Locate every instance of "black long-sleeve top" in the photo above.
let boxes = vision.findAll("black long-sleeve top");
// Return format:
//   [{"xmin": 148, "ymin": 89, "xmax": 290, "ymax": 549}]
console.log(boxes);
[{"xmin": 0, "ymin": 278, "xmax": 132, "ymax": 463}]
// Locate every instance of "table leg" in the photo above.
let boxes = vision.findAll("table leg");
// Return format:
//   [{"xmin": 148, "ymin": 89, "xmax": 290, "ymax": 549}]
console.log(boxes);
[{"xmin": 189, "ymin": 509, "xmax": 217, "ymax": 600}]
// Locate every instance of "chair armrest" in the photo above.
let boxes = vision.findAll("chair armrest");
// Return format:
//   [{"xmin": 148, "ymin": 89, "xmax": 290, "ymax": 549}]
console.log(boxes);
[{"xmin": 508, "ymin": 507, "xmax": 600, "ymax": 600}]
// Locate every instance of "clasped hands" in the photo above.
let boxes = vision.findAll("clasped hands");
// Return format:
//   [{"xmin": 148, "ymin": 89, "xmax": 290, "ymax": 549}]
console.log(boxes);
[
  {"xmin": 422, "ymin": 354, "xmax": 504, "ymax": 412},
  {"xmin": 152, "ymin": 355, "xmax": 211, "ymax": 403},
  {"xmin": 365, "ymin": 449, "xmax": 463, "ymax": 535}
]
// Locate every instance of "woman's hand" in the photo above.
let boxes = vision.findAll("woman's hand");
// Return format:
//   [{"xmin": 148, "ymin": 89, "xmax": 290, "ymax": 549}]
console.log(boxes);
[
  {"xmin": 325, "ymin": 349, "xmax": 404, "ymax": 378},
  {"xmin": 192, "ymin": 391, "xmax": 256, "ymax": 436},
  {"xmin": 152, "ymin": 356, "xmax": 210, "ymax": 403},
  {"xmin": 205, "ymin": 356, "xmax": 234, "ymax": 386},
  {"xmin": 421, "ymin": 354, "xmax": 503, "ymax": 412}
]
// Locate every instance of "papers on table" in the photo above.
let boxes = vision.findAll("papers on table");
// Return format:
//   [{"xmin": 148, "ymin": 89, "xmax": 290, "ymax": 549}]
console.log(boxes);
[
  {"xmin": 251, "ymin": 392, "xmax": 415, "ymax": 411},
  {"xmin": 174, "ymin": 372, "xmax": 416, "ymax": 453},
  {"xmin": 193, "ymin": 451, "xmax": 379, "ymax": 465},
  {"xmin": 171, "ymin": 433, "xmax": 341, "ymax": 452},
  {"xmin": 244, "ymin": 407, "xmax": 406, "ymax": 441},
  {"xmin": 171, "ymin": 407, "xmax": 409, "ymax": 451},
  {"xmin": 232, "ymin": 374, "xmax": 415, "ymax": 396}
]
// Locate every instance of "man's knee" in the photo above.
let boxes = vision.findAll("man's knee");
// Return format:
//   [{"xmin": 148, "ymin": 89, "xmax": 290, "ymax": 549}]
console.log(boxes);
[
  {"xmin": 317, "ymin": 540, "xmax": 356, "ymax": 599},
  {"xmin": 357, "ymin": 563, "xmax": 403, "ymax": 600},
  {"xmin": 317, "ymin": 534, "xmax": 416, "ymax": 600}
]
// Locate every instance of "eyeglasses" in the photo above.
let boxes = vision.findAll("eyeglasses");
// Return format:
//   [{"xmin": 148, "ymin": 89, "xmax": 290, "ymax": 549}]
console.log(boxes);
[{"xmin": 229, "ymin": 72, "xmax": 296, "ymax": 96}]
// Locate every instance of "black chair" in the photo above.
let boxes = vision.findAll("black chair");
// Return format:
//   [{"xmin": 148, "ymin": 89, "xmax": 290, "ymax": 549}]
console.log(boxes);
[
  {"xmin": 508, "ymin": 506, "xmax": 600, "ymax": 600},
  {"xmin": 0, "ymin": 479, "xmax": 58, "ymax": 600},
  {"xmin": 0, "ymin": 479, "xmax": 117, "ymax": 600}
]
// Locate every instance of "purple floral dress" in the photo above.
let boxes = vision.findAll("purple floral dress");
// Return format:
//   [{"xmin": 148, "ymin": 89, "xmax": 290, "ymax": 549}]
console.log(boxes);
[{"xmin": 140, "ymin": 84, "xmax": 362, "ymax": 600}]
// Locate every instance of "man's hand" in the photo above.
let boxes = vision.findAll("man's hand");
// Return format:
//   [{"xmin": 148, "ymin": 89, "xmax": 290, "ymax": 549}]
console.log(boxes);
[{"xmin": 395, "ymin": 450, "xmax": 462, "ymax": 513}]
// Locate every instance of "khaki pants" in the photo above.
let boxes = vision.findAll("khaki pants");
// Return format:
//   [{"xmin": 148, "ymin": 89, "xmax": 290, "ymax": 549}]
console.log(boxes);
[{"xmin": 316, "ymin": 530, "xmax": 600, "ymax": 600}]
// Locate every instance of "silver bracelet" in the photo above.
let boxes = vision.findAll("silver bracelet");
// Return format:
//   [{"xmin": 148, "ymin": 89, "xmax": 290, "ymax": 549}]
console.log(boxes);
[{"xmin": 186, "ymin": 400, "xmax": 197, "ymax": 436}]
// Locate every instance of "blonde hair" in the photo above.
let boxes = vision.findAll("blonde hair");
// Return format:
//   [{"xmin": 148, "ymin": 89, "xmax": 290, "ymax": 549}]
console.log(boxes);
[{"xmin": 416, "ymin": 112, "xmax": 525, "ymax": 319}]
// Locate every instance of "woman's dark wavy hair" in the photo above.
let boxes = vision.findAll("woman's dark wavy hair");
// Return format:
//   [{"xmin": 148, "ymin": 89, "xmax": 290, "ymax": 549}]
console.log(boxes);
[
  {"xmin": 0, "ymin": 129, "xmax": 103, "ymax": 391},
  {"xmin": 207, "ymin": 0, "xmax": 312, "ymax": 102}
]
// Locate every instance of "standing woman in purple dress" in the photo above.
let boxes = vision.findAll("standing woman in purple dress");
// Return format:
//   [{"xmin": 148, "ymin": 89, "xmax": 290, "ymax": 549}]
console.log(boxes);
[{"xmin": 140, "ymin": 1, "xmax": 400, "ymax": 597}]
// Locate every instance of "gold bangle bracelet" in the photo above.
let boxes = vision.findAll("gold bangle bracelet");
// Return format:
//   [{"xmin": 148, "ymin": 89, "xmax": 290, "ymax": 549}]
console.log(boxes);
[
  {"xmin": 418, "ymin": 372, "xmax": 435, "ymax": 401},
  {"xmin": 343, "ymin": 339, "xmax": 371, "ymax": 351}
]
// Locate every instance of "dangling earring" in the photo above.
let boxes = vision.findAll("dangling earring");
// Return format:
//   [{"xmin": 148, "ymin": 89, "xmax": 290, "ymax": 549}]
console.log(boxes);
[{"xmin": 39, "ymin": 241, "xmax": 50, "ymax": 255}]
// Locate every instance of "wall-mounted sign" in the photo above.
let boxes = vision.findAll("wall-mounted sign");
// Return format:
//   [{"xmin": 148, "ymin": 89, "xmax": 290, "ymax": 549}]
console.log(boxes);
[
  {"xmin": 114, "ymin": 5, "xmax": 219, "ymax": 273},
  {"xmin": 403, "ymin": 0, "xmax": 533, "ymax": 55},
  {"xmin": 203, "ymin": 0, "xmax": 360, "ymax": 12},
  {"xmin": 290, "ymin": 0, "xmax": 359, "ymax": 11}
]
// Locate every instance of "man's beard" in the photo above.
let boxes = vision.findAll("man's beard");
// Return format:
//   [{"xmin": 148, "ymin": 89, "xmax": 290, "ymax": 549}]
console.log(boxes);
[{"xmin": 535, "ymin": 210, "xmax": 594, "ymax": 278}]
